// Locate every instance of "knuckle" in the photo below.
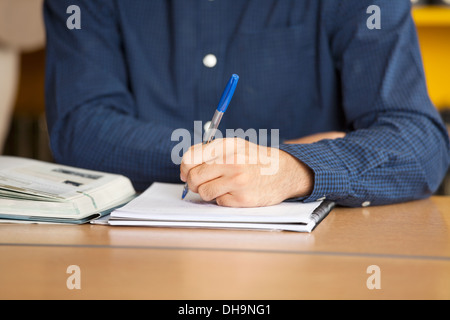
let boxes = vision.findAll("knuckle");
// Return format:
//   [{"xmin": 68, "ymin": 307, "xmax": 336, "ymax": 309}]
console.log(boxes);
[
  {"xmin": 187, "ymin": 169, "xmax": 202, "ymax": 193},
  {"xmin": 234, "ymin": 172, "xmax": 249, "ymax": 188},
  {"xmin": 187, "ymin": 165, "xmax": 205, "ymax": 187},
  {"xmin": 198, "ymin": 184, "xmax": 214, "ymax": 202},
  {"xmin": 188, "ymin": 169, "xmax": 199, "ymax": 186},
  {"xmin": 215, "ymin": 196, "xmax": 228, "ymax": 207},
  {"xmin": 180, "ymin": 164, "xmax": 189, "ymax": 178},
  {"xmin": 216, "ymin": 194, "xmax": 235, "ymax": 207},
  {"xmin": 236, "ymin": 194, "xmax": 254, "ymax": 207}
]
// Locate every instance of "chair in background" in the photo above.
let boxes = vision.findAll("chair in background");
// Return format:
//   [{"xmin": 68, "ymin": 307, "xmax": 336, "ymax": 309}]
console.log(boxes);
[{"xmin": 0, "ymin": 0, "xmax": 45, "ymax": 153}]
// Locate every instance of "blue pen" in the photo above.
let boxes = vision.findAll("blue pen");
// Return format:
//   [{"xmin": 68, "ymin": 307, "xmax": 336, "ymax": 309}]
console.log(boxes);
[{"xmin": 182, "ymin": 74, "xmax": 239, "ymax": 200}]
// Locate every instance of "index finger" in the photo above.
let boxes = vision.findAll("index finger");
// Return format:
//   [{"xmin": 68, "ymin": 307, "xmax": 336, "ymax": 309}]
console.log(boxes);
[{"xmin": 180, "ymin": 139, "xmax": 227, "ymax": 180}]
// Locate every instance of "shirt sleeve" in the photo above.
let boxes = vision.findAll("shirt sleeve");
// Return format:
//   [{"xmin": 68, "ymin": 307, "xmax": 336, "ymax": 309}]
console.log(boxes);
[
  {"xmin": 280, "ymin": 0, "xmax": 450, "ymax": 207},
  {"xmin": 44, "ymin": 0, "xmax": 180, "ymax": 191}
]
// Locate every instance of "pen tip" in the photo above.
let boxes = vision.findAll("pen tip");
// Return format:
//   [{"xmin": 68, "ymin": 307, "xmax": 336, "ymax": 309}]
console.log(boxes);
[{"xmin": 181, "ymin": 183, "xmax": 189, "ymax": 200}]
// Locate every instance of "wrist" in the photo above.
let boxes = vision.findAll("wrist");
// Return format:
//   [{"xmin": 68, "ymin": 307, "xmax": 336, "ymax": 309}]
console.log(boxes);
[{"xmin": 279, "ymin": 150, "xmax": 314, "ymax": 200}]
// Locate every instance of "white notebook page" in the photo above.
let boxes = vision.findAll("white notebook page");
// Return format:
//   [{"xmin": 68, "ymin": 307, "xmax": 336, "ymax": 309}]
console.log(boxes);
[{"xmin": 111, "ymin": 182, "xmax": 322, "ymax": 224}]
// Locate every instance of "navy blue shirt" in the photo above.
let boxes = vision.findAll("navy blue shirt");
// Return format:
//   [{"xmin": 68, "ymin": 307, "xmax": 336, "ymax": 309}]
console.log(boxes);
[{"xmin": 44, "ymin": 0, "xmax": 450, "ymax": 207}]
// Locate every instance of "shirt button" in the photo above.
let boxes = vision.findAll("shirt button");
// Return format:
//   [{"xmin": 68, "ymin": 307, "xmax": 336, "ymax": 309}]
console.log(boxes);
[
  {"xmin": 203, "ymin": 54, "xmax": 217, "ymax": 68},
  {"xmin": 362, "ymin": 201, "xmax": 371, "ymax": 207}
]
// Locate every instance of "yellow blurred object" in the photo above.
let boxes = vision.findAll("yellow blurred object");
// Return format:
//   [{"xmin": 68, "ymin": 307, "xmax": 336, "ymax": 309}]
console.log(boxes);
[
  {"xmin": 413, "ymin": 7, "xmax": 450, "ymax": 109},
  {"xmin": 412, "ymin": 6, "xmax": 450, "ymax": 27}
]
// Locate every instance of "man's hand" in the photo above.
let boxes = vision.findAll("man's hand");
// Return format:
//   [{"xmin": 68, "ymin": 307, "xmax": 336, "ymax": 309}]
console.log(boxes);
[{"xmin": 180, "ymin": 138, "xmax": 313, "ymax": 207}]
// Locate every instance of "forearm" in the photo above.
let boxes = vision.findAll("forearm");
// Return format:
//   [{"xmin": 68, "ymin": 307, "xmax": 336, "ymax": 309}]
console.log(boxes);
[{"xmin": 280, "ymin": 110, "xmax": 450, "ymax": 207}]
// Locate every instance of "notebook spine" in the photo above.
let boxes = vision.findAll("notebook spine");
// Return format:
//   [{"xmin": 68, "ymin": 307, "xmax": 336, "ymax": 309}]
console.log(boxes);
[{"xmin": 310, "ymin": 201, "xmax": 335, "ymax": 228}]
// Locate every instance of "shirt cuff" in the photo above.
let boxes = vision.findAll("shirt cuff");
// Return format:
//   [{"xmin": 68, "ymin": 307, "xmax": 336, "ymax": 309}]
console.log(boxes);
[{"xmin": 279, "ymin": 142, "xmax": 351, "ymax": 203}]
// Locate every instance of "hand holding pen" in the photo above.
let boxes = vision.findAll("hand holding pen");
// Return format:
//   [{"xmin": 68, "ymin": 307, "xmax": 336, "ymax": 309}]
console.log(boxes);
[{"xmin": 181, "ymin": 74, "xmax": 239, "ymax": 199}]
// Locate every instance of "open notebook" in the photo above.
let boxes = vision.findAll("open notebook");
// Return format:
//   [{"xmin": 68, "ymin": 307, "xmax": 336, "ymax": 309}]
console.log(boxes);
[{"xmin": 107, "ymin": 182, "xmax": 334, "ymax": 232}]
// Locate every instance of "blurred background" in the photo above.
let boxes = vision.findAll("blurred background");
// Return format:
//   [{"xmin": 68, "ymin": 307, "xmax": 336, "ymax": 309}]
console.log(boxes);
[
  {"xmin": 1, "ymin": 0, "xmax": 450, "ymax": 194},
  {"xmin": 0, "ymin": 0, "xmax": 47, "ymax": 160}
]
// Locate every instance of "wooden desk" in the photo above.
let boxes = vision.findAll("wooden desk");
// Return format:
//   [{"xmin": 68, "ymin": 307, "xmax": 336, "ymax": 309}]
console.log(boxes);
[{"xmin": 0, "ymin": 197, "xmax": 449, "ymax": 300}]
